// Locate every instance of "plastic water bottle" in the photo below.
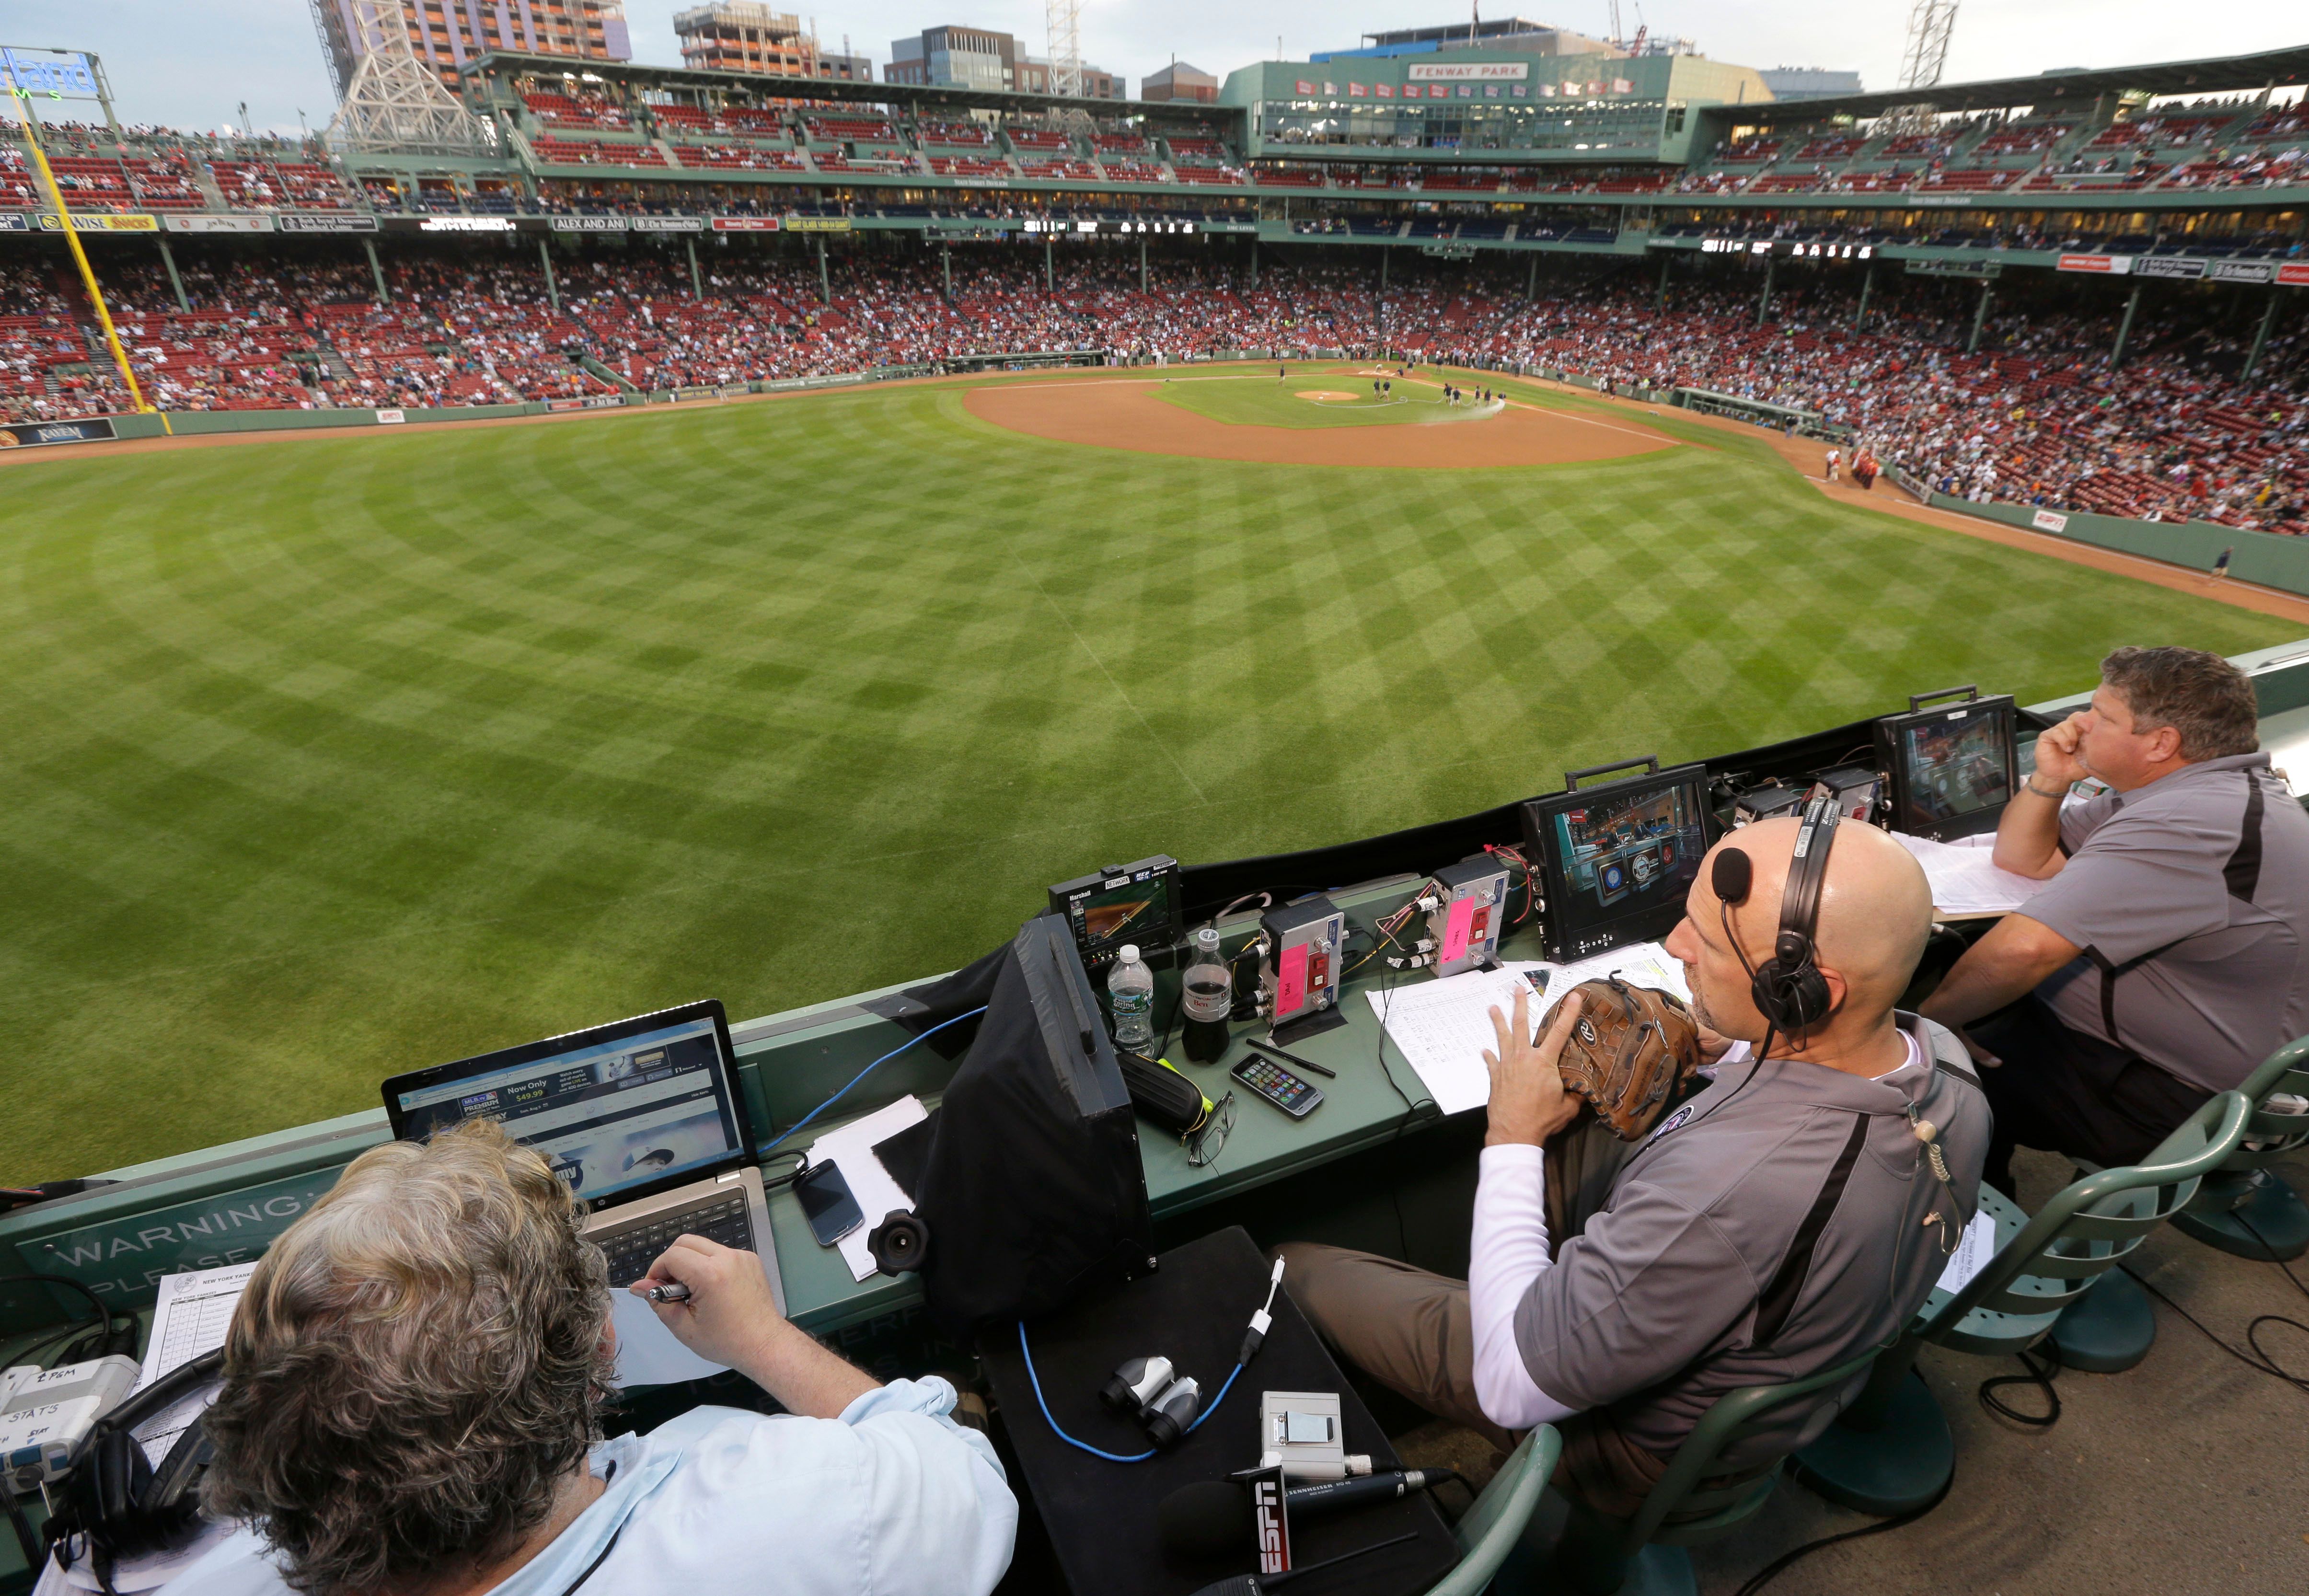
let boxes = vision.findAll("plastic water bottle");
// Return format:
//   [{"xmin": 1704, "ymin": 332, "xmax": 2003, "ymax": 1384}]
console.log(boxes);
[
  {"xmin": 1180, "ymin": 927, "xmax": 1233, "ymax": 1064},
  {"xmin": 1109, "ymin": 944, "xmax": 1155, "ymax": 1054}
]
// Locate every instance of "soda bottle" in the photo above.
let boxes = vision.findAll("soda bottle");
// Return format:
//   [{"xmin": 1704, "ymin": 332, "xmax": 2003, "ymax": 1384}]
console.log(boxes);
[
  {"xmin": 1180, "ymin": 927, "xmax": 1232, "ymax": 1064},
  {"xmin": 1108, "ymin": 944, "xmax": 1155, "ymax": 1053}
]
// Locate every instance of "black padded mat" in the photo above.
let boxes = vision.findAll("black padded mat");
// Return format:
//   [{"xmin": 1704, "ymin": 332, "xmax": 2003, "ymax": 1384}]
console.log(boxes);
[{"xmin": 980, "ymin": 1226, "xmax": 1459, "ymax": 1596}]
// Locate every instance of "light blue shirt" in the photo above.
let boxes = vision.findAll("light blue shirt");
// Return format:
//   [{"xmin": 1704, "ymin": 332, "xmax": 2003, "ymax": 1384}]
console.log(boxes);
[{"xmin": 147, "ymin": 1379, "xmax": 1015, "ymax": 1596}]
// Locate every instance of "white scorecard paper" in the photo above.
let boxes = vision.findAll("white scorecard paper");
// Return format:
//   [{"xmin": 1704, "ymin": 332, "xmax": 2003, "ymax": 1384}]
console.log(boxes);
[
  {"xmin": 130, "ymin": 1261, "xmax": 257, "ymax": 1467},
  {"xmin": 1367, "ymin": 942, "xmax": 1694, "ymax": 1117},
  {"xmin": 806, "ymin": 1094, "xmax": 929, "ymax": 1282},
  {"xmin": 1931, "ymin": 1209, "xmax": 2001, "ymax": 1296},
  {"xmin": 1893, "ymin": 831, "xmax": 2050, "ymax": 917}
]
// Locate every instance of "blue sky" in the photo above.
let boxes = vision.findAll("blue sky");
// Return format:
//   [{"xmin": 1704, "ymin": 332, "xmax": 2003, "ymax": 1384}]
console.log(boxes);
[{"xmin": 39, "ymin": 0, "xmax": 2303, "ymax": 135}]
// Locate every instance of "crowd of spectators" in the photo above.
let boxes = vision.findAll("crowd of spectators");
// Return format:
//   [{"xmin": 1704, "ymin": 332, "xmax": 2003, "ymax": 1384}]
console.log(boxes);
[{"xmin": 1, "ymin": 247, "xmax": 2299, "ymax": 534}]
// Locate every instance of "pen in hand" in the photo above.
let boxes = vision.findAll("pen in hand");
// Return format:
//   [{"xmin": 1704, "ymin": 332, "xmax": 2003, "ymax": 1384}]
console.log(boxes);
[{"xmin": 644, "ymin": 1281, "xmax": 692, "ymax": 1304}]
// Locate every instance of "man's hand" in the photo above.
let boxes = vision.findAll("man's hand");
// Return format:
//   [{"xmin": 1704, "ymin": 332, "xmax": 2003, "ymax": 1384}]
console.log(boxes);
[
  {"xmin": 1483, "ymin": 987, "xmax": 1584, "ymax": 1148},
  {"xmin": 2031, "ymin": 710, "xmax": 2091, "ymax": 789},
  {"xmin": 633, "ymin": 1234, "xmax": 783, "ymax": 1373}
]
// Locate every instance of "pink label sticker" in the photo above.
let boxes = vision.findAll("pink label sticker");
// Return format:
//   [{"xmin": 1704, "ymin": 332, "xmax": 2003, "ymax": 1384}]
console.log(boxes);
[
  {"xmin": 1276, "ymin": 943, "xmax": 1310, "ymax": 1016},
  {"xmin": 1441, "ymin": 896, "xmax": 1476, "ymax": 964}
]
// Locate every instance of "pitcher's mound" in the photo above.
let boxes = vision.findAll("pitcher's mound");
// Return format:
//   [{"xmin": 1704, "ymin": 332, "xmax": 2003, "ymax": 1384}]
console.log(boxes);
[
  {"xmin": 1296, "ymin": 390, "xmax": 1362, "ymax": 403},
  {"xmin": 966, "ymin": 378, "xmax": 1679, "ymax": 469}
]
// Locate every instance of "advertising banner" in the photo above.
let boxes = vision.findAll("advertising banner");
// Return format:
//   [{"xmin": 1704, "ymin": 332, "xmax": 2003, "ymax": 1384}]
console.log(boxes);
[
  {"xmin": 421, "ymin": 216, "xmax": 513, "ymax": 231},
  {"xmin": 2207, "ymin": 260, "xmax": 2274, "ymax": 284},
  {"xmin": 375, "ymin": 408, "xmax": 406, "ymax": 424},
  {"xmin": 277, "ymin": 213, "xmax": 379, "ymax": 233},
  {"xmin": 630, "ymin": 215, "xmax": 704, "ymax": 231},
  {"xmin": 39, "ymin": 212, "xmax": 158, "ymax": 232},
  {"xmin": 0, "ymin": 416, "xmax": 116, "ymax": 450},
  {"xmin": 2032, "ymin": 509, "xmax": 2070, "ymax": 533},
  {"xmin": 786, "ymin": 215, "xmax": 852, "ymax": 232},
  {"xmin": 0, "ymin": 214, "xmax": 26, "ymax": 232},
  {"xmin": 1408, "ymin": 61, "xmax": 1530, "ymax": 81},
  {"xmin": 2281, "ymin": 263, "xmax": 2309, "ymax": 288},
  {"xmin": 550, "ymin": 214, "xmax": 629, "ymax": 232},
  {"xmin": 545, "ymin": 395, "xmax": 622, "ymax": 411},
  {"xmin": 2057, "ymin": 254, "xmax": 2129, "ymax": 275},
  {"xmin": 2132, "ymin": 255, "xmax": 2205, "ymax": 280},
  {"xmin": 1, "ymin": 48, "xmax": 99, "ymax": 97},
  {"xmin": 164, "ymin": 214, "xmax": 272, "ymax": 233},
  {"xmin": 712, "ymin": 215, "xmax": 779, "ymax": 230}
]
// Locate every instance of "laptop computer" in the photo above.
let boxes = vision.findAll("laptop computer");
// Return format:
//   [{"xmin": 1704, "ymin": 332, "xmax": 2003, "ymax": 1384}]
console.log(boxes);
[{"xmin": 382, "ymin": 1000, "xmax": 785, "ymax": 1318}]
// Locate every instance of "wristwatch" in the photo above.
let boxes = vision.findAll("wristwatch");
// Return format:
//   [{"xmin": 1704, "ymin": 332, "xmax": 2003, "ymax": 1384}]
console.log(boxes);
[{"xmin": 2025, "ymin": 776, "xmax": 2069, "ymax": 799}]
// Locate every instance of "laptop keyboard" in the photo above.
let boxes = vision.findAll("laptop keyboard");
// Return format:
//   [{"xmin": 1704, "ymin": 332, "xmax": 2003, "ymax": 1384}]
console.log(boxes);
[{"xmin": 594, "ymin": 1193, "xmax": 754, "ymax": 1287}]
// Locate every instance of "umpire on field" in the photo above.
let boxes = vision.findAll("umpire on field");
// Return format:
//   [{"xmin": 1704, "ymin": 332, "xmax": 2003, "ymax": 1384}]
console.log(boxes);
[{"xmin": 1279, "ymin": 817, "xmax": 1988, "ymax": 1517}]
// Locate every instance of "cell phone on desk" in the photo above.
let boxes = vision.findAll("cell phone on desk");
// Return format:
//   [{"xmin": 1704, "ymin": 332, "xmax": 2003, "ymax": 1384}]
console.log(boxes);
[
  {"xmin": 795, "ymin": 1159, "xmax": 864, "ymax": 1247},
  {"xmin": 1231, "ymin": 1054, "xmax": 1324, "ymax": 1119}
]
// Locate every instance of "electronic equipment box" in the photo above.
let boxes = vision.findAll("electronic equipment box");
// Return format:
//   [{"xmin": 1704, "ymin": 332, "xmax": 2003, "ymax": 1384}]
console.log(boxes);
[
  {"xmin": 1261, "ymin": 895, "xmax": 1345, "ymax": 1029},
  {"xmin": 1874, "ymin": 687, "xmax": 2020, "ymax": 842},
  {"xmin": 1806, "ymin": 765, "xmax": 1886, "ymax": 827},
  {"xmin": 1427, "ymin": 856, "xmax": 1511, "ymax": 977},
  {"xmin": 1521, "ymin": 757, "xmax": 1714, "ymax": 965},
  {"xmin": 1049, "ymin": 855, "xmax": 1184, "ymax": 970},
  {"xmin": 1731, "ymin": 780, "xmax": 1809, "ymax": 829}
]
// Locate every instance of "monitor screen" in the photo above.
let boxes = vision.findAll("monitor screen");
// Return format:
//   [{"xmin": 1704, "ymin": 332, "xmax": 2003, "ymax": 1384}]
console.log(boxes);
[
  {"xmin": 1523, "ymin": 766, "xmax": 1712, "ymax": 962},
  {"xmin": 390, "ymin": 1011, "xmax": 745, "ymax": 1207},
  {"xmin": 1050, "ymin": 855, "xmax": 1182, "ymax": 965},
  {"xmin": 1896, "ymin": 707, "xmax": 2013, "ymax": 824}
]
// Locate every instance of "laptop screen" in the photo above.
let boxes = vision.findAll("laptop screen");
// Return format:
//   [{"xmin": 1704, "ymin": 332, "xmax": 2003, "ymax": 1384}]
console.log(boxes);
[{"xmin": 387, "ymin": 1007, "xmax": 747, "ymax": 1208}]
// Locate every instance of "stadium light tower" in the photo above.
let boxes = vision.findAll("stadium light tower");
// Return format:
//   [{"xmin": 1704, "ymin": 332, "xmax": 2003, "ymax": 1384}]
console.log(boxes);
[
  {"xmin": 1045, "ymin": 0, "xmax": 1083, "ymax": 99},
  {"xmin": 323, "ymin": 0, "xmax": 496, "ymax": 156},
  {"xmin": 1880, "ymin": 0, "xmax": 1958, "ymax": 137}
]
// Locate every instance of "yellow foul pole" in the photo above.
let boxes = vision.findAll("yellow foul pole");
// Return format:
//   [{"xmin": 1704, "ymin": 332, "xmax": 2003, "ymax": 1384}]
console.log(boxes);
[{"xmin": 6, "ymin": 84, "xmax": 163, "ymax": 424}]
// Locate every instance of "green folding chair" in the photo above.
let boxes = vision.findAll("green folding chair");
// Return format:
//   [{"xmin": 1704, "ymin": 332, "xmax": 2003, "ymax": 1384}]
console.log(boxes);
[
  {"xmin": 2170, "ymin": 1036, "xmax": 2309, "ymax": 1262},
  {"xmin": 1793, "ymin": 1091, "xmax": 2250, "ymax": 1515},
  {"xmin": 1530, "ymin": 1340, "xmax": 1890, "ymax": 1596},
  {"xmin": 1423, "ymin": 1425, "xmax": 1560, "ymax": 1596}
]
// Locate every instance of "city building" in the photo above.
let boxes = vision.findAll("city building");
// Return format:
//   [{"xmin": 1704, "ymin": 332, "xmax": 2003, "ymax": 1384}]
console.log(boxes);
[
  {"xmin": 1140, "ymin": 60, "xmax": 1217, "ymax": 102},
  {"xmin": 1759, "ymin": 66, "xmax": 1864, "ymax": 100},
  {"xmin": 1315, "ymin": 18, "xmax": 1623, "ymax": 63},
  {"xmin": 314, "ymin": 0, "xmax": 630, "ymax": 95},
  {"xmin": 885, "ymin": 25, "xmax": 1120, "ymax": 97},
  {"xmin": 672, "ymin": 4, "xmax": 871, "ymax": 82}
]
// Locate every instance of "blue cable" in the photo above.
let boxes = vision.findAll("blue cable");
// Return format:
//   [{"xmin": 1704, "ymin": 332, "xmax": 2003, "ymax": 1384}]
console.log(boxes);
[
  {"xmin": 766, "ymin": 1006, "xmax": 987, "ymax": 1154},
  {"xmin": 1017, "ymin": 1320, "xmax": 1245, "ymax": 1463}
]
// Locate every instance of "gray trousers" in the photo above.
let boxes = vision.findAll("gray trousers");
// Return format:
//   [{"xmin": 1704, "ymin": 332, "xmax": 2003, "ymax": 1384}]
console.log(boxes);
[{"xmin": 1274, "ymin": 1119, "xmax": 1671, "ymax": 1518}]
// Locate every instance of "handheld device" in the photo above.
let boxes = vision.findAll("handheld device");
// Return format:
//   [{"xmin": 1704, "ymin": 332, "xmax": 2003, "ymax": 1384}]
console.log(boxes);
[
  {"xmin": 1256, "ymin": 1389, "xmax": 1371, "ymax": 1482},
  {"xmin": 1231, "ymin": 1054, "xmax": 1323, "ymax": 1119},
  {"xmin": 1426, "ymin": 856, "xmax": 1511, "ymax": 978},
  {"xmin": 794, "ymin": 1159, "xmax": 865, "ymax": 1247},
  {"xmin": 1520, "ymin": 757, "xmax": 1714, "ymax": 963},
  {"xmin": 1874, "ymin": 686, "xmax": 2019, "ymax": 841},
  {"xmin": 1050, "ymin": 855, "xmax": 1184, "ymax": 971}
]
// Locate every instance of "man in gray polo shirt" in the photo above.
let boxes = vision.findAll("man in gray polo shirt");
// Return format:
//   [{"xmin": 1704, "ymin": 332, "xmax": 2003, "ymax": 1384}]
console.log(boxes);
[
  {"xmin": 1279, "ymin": 818, "xmax": 1988, "ymax": 1517},
  {"xmin": 1921, "ymin": 645, "xmax": 2309, "ymax": 1192}
]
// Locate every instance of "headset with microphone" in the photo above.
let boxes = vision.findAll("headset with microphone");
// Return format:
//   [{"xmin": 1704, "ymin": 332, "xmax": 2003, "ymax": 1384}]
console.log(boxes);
[{"xmin": 1711, "ymin": 795, "xmax": 1843, "ymax": 1057}]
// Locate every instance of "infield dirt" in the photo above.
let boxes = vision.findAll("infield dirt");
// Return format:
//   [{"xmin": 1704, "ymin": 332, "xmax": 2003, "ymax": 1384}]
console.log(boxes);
[{"xmin": 965, "ymin": 375, "xmax": 1682, "ymax": 468}]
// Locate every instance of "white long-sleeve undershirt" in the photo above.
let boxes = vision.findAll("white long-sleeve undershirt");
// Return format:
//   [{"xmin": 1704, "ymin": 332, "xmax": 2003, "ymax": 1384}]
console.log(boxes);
[{"xmin": 1467, "ymin": 1143, "xmax": 1584, "ymax": 1431}]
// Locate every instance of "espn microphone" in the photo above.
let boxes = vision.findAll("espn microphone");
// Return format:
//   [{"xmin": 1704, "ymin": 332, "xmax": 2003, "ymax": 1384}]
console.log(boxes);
[{"xmin": 1157, "ymin": 1472, "xmax": 1457, "ymax": 1563}]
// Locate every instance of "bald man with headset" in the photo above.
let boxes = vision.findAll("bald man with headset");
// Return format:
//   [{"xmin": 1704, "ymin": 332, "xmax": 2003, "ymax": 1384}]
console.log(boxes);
[{"xmin": 1280, "ymin": 804, "xmax": 1990, "ymax": 1517}]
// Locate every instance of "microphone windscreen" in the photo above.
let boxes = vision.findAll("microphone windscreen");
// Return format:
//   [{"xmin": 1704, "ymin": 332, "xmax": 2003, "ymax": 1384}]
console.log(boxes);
[{"xmin": 1156, "ymin": 1480, "xmax": 1248, "ymax": 1564}]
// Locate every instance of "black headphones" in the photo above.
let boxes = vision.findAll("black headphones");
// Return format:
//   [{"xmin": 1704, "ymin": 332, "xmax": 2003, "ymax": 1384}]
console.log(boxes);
[
  {"xmin": 41, "ymin": 1346, "xmax": 226, "ymax": 1592},
  {"xmin": 1712, "ymin": 796, "xmax": 1842, "ymax": 1041}
]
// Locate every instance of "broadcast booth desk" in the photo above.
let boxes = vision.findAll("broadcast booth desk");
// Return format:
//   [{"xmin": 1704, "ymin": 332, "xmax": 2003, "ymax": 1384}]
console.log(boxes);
[{"xmin": 5, "ymin": 642, "xmax": 2308, "ymax": 1587}]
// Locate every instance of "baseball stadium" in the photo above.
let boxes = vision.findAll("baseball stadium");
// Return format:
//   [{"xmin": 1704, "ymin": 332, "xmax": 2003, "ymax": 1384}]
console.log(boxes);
[{"xmin": 1, "ymin": 10, "xmax": 2307, "ymax": 1596}]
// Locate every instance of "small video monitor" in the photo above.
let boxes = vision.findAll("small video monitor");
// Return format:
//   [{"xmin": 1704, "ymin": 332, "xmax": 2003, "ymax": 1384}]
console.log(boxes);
[
  {"xmin": 1048, "ymin": 855, "xmax": 1183, "ymax": 969},
  {"xmin": 1875, "ymin": 690, "xmax": 2019, "ymax": 841},
  {"xmin": 1520, "ymin": 761, "xmax": 1714, "ymax": 964}
]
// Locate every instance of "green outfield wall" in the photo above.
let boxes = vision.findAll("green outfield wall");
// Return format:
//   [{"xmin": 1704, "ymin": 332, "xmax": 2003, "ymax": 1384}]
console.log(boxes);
[{"xmin": 1928, "ymin": 495, "xmax": 2309, "ymax": 600}]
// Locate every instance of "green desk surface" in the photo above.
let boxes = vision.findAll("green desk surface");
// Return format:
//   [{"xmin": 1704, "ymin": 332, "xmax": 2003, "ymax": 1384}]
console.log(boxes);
[{"xmin": 771, "ymin": 906, "xmax": 1535, "ymax": 1333}]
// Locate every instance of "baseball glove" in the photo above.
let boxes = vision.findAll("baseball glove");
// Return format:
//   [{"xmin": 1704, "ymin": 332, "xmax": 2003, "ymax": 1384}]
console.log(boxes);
[{"xmin": 1550, "ymin": 976, "xmax": 1704, "ymax": 1141}]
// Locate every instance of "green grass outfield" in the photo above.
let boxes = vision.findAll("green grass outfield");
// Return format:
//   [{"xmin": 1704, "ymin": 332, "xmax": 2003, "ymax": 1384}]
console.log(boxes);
[
  {"xmin": 1156, "ymin": 369, "xmax": 1494, "ymax": 428},
  {"xmin": 0, "ymin": 366, "xmax": 2295, "ymax": 1182}
]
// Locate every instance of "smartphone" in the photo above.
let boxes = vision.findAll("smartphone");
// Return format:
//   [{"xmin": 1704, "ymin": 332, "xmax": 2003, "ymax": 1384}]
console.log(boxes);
[
  {"xmin": 1231, "ymin": 1055, "xmax": 1324, "ymax": 1119},
  {"xmin": 795, "ymin": 1158, "xmax": 865, "ymax": 1247}
]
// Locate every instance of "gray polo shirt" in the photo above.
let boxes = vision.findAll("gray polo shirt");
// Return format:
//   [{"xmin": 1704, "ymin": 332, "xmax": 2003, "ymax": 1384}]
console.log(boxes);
[
  {"xmin": 1512, "ymin": 1015, "xmax": 1989, "ymax": 1462},
  {"xmin": 2027, "ymin": 752, "xmax": 2309, "ymax": 1093}
]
